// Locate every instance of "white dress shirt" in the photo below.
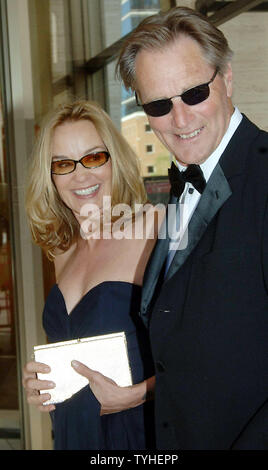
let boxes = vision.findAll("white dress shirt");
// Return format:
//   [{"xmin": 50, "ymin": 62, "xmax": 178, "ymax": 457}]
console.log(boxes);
[{"xmin": 165, "ymin": 107, "xmax": 243, "ymax": 272}]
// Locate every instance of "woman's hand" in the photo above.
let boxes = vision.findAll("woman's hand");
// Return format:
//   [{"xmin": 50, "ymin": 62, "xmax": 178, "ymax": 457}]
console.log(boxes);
[
  {"xmin": 71, "ymin": 360, "xmax": 155, "ymax": 415},
  {"xmin": 22, "ymin": 361, "xmax": 56, "ymax": 412}
]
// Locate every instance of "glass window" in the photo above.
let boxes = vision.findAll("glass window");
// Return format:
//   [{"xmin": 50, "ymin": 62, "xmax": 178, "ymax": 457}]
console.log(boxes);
[
  {"xmin": 121, "ymin": 0, "xmax": 161, "ymax": 35},
  {"xmin": 147, "ymin": 165, "xmax": 155, "ymax": 173},
  {"xmin": 0, "ymin": 54, "xmax": 20, "ymax": 446},
  {"xmin": 47, "ymin": 0, "xmax": 174, "ymax": 203},
  {"xmin": 49, "ymin": 0, "xmax": 75, "ymax": 106},
  {"xmin": 118, "ymin": 0, "xmax": 173, "ymax": 202}
]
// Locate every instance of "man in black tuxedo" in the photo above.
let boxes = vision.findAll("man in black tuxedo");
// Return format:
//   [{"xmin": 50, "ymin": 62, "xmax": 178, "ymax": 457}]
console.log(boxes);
[{"xmin": 117, "ymin": 7, "xmax": 268, "ymax": 449}]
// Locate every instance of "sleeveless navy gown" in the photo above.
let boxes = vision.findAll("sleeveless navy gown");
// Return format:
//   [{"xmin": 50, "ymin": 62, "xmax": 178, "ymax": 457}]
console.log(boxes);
[{"xmin": 42, "ymin": 281, "xmax": 155, "ymax": 450}]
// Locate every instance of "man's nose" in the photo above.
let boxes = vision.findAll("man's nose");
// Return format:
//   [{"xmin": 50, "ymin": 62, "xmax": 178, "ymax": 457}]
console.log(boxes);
[{"xmin": 170, "ymin": 98, "xmax": 193, "ymax": 129}]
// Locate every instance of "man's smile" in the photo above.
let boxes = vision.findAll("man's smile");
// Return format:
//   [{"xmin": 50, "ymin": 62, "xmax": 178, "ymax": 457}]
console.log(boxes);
[{"xmin": 177, "ymin": 126, "xmax": 204, "ymax": 140}]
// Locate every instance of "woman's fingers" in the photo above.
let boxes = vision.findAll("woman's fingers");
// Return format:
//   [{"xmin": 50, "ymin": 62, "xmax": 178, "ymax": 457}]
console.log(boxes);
[
  {"xmin": 25, "ymin": 377, "xmax": 55, "ymax": 391},
  {"xmin": 22, "ymin": 360, "xmax": 56, "ymax": 412},
  {"xmin": 26, "ymin": 391, "xmax": 55, "ymax": 412},
  {"xmin": 23, "ymin": 361, "xmax": 51, "ymax": 376}
]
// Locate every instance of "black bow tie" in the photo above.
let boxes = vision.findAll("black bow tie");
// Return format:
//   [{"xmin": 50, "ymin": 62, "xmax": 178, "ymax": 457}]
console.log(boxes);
[{"xmin": 168, "ymin": 161, "xmax": 206, "ymax": 198}]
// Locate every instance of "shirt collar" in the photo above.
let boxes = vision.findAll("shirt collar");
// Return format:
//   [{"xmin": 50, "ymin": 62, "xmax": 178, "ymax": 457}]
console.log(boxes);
[{"xmin": 176, "ymin": 107, "xmax": 243, "ymax": 182}]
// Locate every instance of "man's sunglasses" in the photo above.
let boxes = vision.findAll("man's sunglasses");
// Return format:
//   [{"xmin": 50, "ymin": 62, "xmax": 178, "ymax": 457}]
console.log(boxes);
[
  {"xmin": 51, "ymin": 151, "xmax": 110, "ymax": 175},
  {"xmin": 135, "ymin": 68, "xmax": 218, "ymax": 117}
]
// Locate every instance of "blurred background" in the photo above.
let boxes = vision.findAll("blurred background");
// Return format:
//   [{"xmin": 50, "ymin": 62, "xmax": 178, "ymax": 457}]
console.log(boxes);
[{"xmin": 0, "ymin": 0, "xmax": 267, "ymax": 449}]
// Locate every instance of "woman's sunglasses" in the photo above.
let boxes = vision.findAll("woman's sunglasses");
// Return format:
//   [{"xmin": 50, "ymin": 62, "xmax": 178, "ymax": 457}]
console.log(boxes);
[
  {"xmin": 135, "ymin": 68, "xmax": 218, "ymax": 117},
  {"xmin": 51, "ymin": 151, "xmax": 110, "ymax": 175}
]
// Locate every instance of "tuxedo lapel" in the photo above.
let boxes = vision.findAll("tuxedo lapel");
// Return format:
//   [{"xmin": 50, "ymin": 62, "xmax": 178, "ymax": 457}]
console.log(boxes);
[
  {"xmin": 140, "ymin": 115, "xmax": 260, "ymax": 323},
  {"xmin": 140, "ymin": 195, "xmax": 176, "ymax": 319},
  {"xmin": 164, "ymin": 114, "xmax": 258, "ymax": 282},
  {"xmin": 140, "ymin": 167, "xmax": 232, "ymax": 317},
  {"xmin": 165, "ymin": 163, "xmax": 232, "ymax": 281}
]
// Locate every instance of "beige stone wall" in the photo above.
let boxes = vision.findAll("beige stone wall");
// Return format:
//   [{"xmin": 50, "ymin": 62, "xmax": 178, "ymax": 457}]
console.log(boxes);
[
  {"xmin": 121, "ymin": 113, "xmax": 171, "ymax": 176},
  {"xmin": 220, "ymin": 12, "xmax": 268, "ymax": 131},
  {"xmin": 175, "ymin": 2, "xmax": 268, "ymax": 131}
]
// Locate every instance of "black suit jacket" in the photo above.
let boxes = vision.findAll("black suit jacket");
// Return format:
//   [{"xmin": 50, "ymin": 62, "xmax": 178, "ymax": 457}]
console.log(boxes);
[{"xmin": 141, "ymin": 115, "xmax": 268, "ymax": 449}]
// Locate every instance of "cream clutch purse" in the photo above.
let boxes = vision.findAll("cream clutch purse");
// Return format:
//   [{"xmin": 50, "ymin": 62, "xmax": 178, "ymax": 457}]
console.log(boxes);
[{"xmin": 34, "ymin": 331, "xmax": 132, "ymax": 405}]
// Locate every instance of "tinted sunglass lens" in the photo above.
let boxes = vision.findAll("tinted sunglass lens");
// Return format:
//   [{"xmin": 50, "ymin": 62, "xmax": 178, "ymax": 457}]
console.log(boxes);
[
  {"xmin": 182, "ymin": 84, "xmax": 209, "ymax": 106},
  {"xmin": 51, "ymin": 152, "xmax": 109, "ymax": 175},
  {"xmin": 52, "ymin": 160, "xmax": 75, "ymax": 175},
  {"xmin": 82, "ymin": 152, "xmax": 108, "ymax": 168},
  {"xmin": 144, "ymin": 99, "xmax": 172, "ymax": 117}
]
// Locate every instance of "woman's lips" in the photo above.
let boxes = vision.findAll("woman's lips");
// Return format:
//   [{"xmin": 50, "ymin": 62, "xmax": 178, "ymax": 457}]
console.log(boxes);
[{"xmin": 73, "ymin": 184, "xmax": 100, "ymax": 197}]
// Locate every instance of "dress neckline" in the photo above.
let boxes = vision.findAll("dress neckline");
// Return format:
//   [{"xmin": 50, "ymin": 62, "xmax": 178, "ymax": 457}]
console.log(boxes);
[{"xmin": 55, "ymin": 280, "xmax": 142, "ymax": 316}]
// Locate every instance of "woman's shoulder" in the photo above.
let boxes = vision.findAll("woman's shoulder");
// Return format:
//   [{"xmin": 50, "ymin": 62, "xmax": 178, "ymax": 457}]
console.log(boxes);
[{"xmin": 54, "ymin": 241, "xmax": 77, "ymax": 280}]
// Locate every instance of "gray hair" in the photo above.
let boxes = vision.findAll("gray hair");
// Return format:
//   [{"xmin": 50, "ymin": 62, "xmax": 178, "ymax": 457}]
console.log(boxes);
[{"xmin": 116, "ymin": 6, "xmax": 233, "ymax": 90}]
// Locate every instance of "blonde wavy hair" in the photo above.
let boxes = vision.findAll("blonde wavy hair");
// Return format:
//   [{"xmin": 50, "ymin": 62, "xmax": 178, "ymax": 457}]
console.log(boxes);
[{"xmin": 26, "ymin": 100, "xmax": 147, "ymax": 259}]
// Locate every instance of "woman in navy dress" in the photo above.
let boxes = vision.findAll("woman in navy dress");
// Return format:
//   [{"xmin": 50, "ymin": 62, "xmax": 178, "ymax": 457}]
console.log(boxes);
[{"xmin": 22, "ymin": 100, "xmax": 162, "ymax": 450}]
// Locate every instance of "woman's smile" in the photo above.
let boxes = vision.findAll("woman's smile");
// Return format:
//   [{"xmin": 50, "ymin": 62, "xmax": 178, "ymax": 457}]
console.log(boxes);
[
  {"xmin": 72, "ymin": 183, "xmax": 100, "ymax": 198},
  {"xmin": 51, "ymin": 120, "xmax": 112, "ymax": 221}
]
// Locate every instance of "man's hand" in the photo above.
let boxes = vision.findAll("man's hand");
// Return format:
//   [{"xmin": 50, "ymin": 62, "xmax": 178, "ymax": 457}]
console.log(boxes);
[{"xmin": 71, "ymin": 360, "xmax": 148, "ymax": 415}]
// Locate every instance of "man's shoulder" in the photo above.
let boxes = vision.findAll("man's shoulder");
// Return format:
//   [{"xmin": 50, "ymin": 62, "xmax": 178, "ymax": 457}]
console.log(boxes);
[
  {"xmin": 256, "ymin": 127, "xmax": 268, "ymax": 145},
  {"xmin": 237, "ymin": 114, "xmax": 268, "ymax": 165},
  {"xmin": 242, "ymin": 120, "xmax": 268, "ymax": 192},
  {"xmin": 220, "ymin": 114, "xmax": 268, "ymax": 176},
  {"xmin": 240, "ymin": 114, "xmax": 268, "ymax": 142},
  {"xmin": 246, "ymin": 121, "xmax": 268, "ymax": 163}
]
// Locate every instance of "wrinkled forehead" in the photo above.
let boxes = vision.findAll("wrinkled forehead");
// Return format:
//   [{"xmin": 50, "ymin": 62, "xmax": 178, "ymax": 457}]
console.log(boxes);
[
  {"xmin": 134, "ymin": 37, "xmax": 212, "ymax": 99},
  {"xmin": 136, "ymin": 35, "xmax": 208, "ymax": 72}
]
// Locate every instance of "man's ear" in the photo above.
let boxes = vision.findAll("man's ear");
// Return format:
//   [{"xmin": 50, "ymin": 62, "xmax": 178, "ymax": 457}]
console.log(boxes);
[{"xmin": 223, "ymin": 62, "xmax": 233, "ymax": 98}]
